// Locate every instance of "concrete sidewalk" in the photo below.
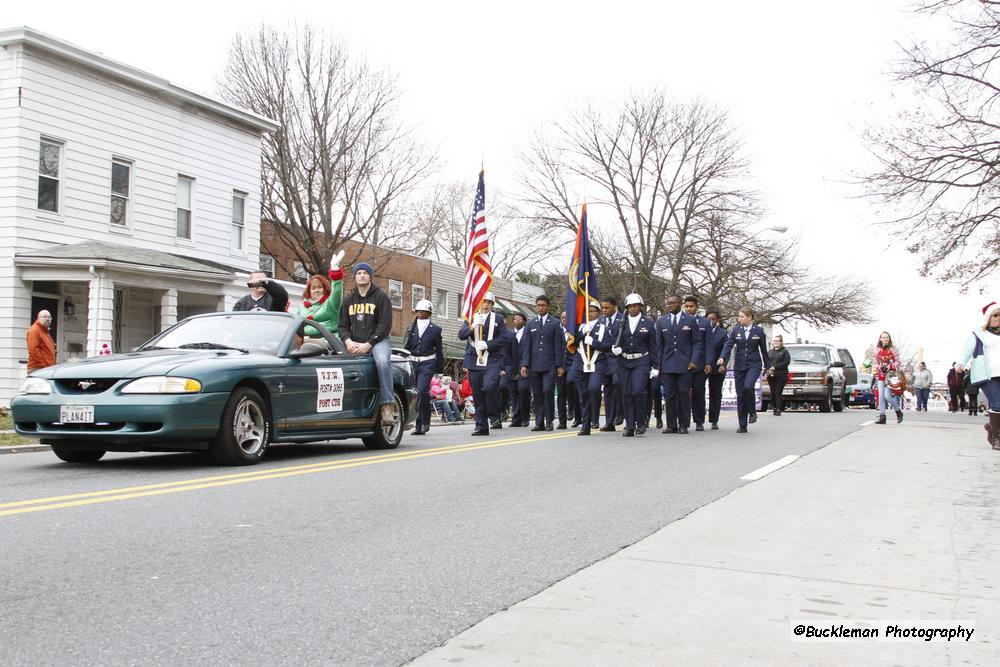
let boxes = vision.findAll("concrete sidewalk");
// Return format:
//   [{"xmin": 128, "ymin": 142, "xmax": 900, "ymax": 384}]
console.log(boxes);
[{"xmin": 411, "ymin": 416, "xmax": 1000, "ymax": 666}]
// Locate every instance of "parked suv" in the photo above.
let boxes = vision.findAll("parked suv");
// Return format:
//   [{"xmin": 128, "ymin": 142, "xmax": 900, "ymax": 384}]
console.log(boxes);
[{"xmin": 762, "ymin": 343, "xmax": 855, "ymax": 412}]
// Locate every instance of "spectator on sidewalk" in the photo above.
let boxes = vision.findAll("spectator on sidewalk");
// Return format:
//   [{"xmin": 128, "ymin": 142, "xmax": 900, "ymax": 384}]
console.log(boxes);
[
  {"xmin": 961, "ymin": 301, "xmax": 1000, "ymax": 449},
  {"xmin": 874, "ymin": 331, "xmax": 904, "ymax": 424},
  {"xmin": 912, "ymin": 362, "xmax": 932, "ymax": 412},
  {"xmin": 26, "ymin": 310, "xmax": 56, "ymax": 373},
  {"xmin": 431, "ymin": 375, "xmax": 462, "ymax": 423},
  {"xmin": 963, "ymin": 371, "xmax": 980, "ymax": 416},
  {"xmin": 766, "ymin": 335, "xmax": 791, "ymax": 416},
  {"xmin": 947, "ymin": 362, "xmax": 963, "ymax": 412}
]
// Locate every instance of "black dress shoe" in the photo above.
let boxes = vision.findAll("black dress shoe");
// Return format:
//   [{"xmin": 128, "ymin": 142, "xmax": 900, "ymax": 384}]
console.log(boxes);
[
  {"xmin": 656, "ymin": 419, "xmax": 663, "ymax": 429},
  {"xmin": 530, "ymin": 425, "xmax": 545, "ymax": 431},
  {"xmin": 471, "ymin": 428, "xmax": 490, "ymax": 436},
  {"xmin": 615, "ymin": 417, "xmax": 624, "ymax": 426},
  {"xmin": 411, "ymin": 428, "xmax": 425, "ymax": 436},
  {"xmin": 695, "ymin": 424, "xmax": 704, "ymax": 432},
  {"xmin": 678, "ymin": 427, "xmax": 689, "ymax": 434},
  {"xmin": 662, "ymin": 427, "xmax": 678, "ymax": 434},
  {"xmin": 592, "ymin": 422, "xmax": 600, "ymax": 429},
  {"xmin": 545, "ymin": 423, "xmax": 554, "ymax": 431},
  {"xmin": 710, "ymin": 423, "xmax": 719, "ymax": 430},
  {"xmin": 636, "ymin": 426, "xmax": 646, "ymax": 435},
  {"xmin": 749, "ymin": 413, "xmax": 757, "ymax": 424},
  {"xmin": 571, "ymin": 421, "xmax": 581, "ymax": 428},
  {"xmin": 599, "ymin": 425, "xmax": 615, "ymax": 432},
  {"xmin": 622, "ymin": 429, "xmax": 635, "ymax": 437},
  {"xmin": 773, "ymin": 410, "xmax": 780, "ymax": 416},
  {"xmin": 577, "ymin": 426, "xmax": 591, "ymax": 436},
  {"xmin": 896, "ymin": 410, "xmax": 903, "ymax": 423},
  {"xmin": 736, "ymin": 426, "xmax": 748, "ymax": 433},
  {"xmin": 557, "ymin": 423, "xmax": 567, "ymax": 430}
]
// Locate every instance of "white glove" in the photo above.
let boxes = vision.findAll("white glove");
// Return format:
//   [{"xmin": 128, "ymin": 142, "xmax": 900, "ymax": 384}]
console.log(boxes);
[
  {"xmin": 473, "ymin": 313, "xmax": 486, "ymax": 327},
  {"xmin": 612, "ymin": 346, "xmax": 622, "ymax": 356},
  {"xmin": 329, "ymin": 249, "xmax": 346, "ymax": 270},
  {"xmin": 649, "ymin": 368, "xmax": 660, "ymax": 379},
  {"xmin": 580, "ymin": 321, "xmax": 593, "ymax": 334},
  {"xmin": 474, "ymin": 340, "xmax": 488, "ymax": 352},
  {"xmin": 583, "ymin": 335, "xmax": 594, "ymax": 346}
]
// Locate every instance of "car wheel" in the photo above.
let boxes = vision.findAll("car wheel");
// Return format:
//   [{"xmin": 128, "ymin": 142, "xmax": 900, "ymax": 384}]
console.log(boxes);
[
  {"xmin": 209, "ymin": 387, "xmax": 271, "ymax": 466},
  {"xmin": 364, "ymin": 392, "xmax": 404, "ymax": 450},
  {"xmin": 833, "ymin": 388, "xmax": 846, "ymax": 412},
  {"xmin": 51, "ymin": 446, "xmax": 106, "ymax": 463},
  {"xmin": 819, "ymin": 385, "xmax": 833, "ymax": 413}
]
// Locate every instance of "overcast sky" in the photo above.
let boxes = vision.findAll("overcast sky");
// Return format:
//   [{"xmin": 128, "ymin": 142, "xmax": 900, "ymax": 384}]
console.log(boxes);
[{"xmin": 7, "ymin": 0, "xmax": 995, "ymax": 380}]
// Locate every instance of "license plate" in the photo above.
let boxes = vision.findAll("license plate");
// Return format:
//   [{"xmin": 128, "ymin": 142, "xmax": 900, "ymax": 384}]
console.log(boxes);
[
  {"xmin": 60, "ymin": 405, "xmax": 94, "ymax": 423},
  {"xmin": 782, "ymin": 389, "xmax": 794, "ymax": 395}
]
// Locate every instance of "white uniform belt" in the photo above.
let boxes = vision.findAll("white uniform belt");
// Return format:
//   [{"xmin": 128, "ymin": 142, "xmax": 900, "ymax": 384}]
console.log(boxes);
[
  {"xmin": 410, "ymin": 354, "xmax": 436, "ymax": 362},
  {"xmin": 622, "ymin": 352, "xmax": 648, "ymax": 360}
]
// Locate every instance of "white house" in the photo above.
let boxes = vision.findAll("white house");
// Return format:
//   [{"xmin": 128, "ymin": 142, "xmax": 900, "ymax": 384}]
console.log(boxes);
[{"xmin": 0, "ymin": 27, "xmax": 279, "ymax": 405}]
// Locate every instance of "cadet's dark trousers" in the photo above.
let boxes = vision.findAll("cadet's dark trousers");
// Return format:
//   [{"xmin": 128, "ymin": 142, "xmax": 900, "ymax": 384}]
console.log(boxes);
[
  {"xmin": 497, "ymin": 375, "xmax": 510, "ymax": 420},
  {"xmin": 469, "ymin": 364, "xmax": 501, "ymax": 431},
  {"xmin": 530, "ymin": 369, "xmax": 556, "ymax": 426},
  {"xmin": 576, "ymin": 371, "xmax": 603, "ymax": 428},
  {"xmin": 602, "ymin": 371, "xmax": 620, "ymax": 427},
  {"xmin": 767, "ymin": 372, "xmax": 788, "ymax": 412},
  {"xmin": 510, "ymin": 376, "xmax": 531, "ymax": 425},
  {"xmin": 618, "ymin": 356, "xmax": 650, "ymax": 431},
  {"xmin": 707, "ymin": 371, "xmax": 725, "ymax": 425},
  {"xmin": 690, "ymin": 370, "xmax": 707, "ymax": 425},
  {"xmin": 557, "ymin": 374, "xmax": 580, "ymax": 425},
  {"xmin": 645, "ymin": 376, "xmax": 662, "ymax": 425},
  {"xmin": 662, "ymin": 371, "xmax": 692, "ymax": 430},
  {"xmin": 734, "ymin": 367, "xmax": 761, "ymax": 428},
  {"xmin": 413, "ymin": 359, "xmax": 436, "ymax": 430}
]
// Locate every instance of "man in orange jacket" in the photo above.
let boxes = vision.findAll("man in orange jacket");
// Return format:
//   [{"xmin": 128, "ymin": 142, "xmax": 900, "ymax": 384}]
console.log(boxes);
[{"xmin": 27, "ymin": 310, "xmax": 56, "ymax": 372}]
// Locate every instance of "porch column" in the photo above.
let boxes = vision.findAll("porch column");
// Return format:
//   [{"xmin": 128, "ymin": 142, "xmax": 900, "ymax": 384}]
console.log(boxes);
[
  {"xmin": 160, "ymin": 288, "xmax": 178, "ymax": 331},
  {"xmin": 86, "ymin": 271, "xmax": 114, "ymax": 357}
]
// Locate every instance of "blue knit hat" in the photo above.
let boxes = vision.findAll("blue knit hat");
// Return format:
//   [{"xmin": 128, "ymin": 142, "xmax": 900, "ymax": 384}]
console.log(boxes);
[{"xmin": 354, "ymin": 262, "xmax": 374, "ymax": 278}]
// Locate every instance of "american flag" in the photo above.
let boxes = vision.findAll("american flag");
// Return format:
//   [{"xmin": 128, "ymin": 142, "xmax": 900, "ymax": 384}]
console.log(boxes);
[{"xmin": 461, "ymin": 170, "xmax": 493, "ymax": 322}]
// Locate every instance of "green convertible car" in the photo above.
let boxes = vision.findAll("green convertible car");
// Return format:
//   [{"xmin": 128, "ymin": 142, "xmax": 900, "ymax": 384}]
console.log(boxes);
[{"xmin": 11, "ymin": 312, "xmax": 416, "ymax": 465}]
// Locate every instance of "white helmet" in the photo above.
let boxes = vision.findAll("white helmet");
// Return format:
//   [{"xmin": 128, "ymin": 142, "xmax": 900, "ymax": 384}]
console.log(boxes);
[
  {"xmin": 624, "ymin": 293, "xmax": 644, "ymax": 307},
  {"xmin": 482, "ymin": 291, "xmax": 496, "ymax": 303},
  {"xmin": 414, "ymin": 299, "xmax": 433, "ymax": 313}
]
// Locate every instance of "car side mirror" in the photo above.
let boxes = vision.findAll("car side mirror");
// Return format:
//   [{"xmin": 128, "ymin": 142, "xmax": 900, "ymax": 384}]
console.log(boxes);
[
  {"xmin": 288, "ymin": 342, "xmax": 325, "ymax": 359},
  {"xmin": 831, "ymin": 361, "xmax": 845, "ymax": 368}
]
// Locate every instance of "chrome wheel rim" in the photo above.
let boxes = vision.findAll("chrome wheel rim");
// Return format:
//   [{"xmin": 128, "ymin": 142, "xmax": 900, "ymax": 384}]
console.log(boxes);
[
  {"xmin": 234, "ymin": 398, "xmax": 266, "ymax": 455},
  {"xmin": 381, "ymin": 397, "xmax": 403, "ymax": 443}
]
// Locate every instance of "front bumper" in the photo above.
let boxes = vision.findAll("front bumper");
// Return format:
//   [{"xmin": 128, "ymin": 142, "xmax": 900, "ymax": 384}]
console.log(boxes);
[
  {"xmin": 762, "ymin": 383, "xmax": 828, "ymax": 400},
  {"xmin": 11, "ymin": 392, "xmax": 230, "ymax": 448}
]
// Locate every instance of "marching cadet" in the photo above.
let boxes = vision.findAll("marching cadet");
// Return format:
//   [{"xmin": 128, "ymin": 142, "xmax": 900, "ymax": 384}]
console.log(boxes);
[
  {"xmin": 403, "ymin": 299, "xmax": 445, "ymax": 435},
  {"xmin": 506, "ymin": 313, "xmax": 531, "ymax": 427},
  {"xmin": 520, "ymin": 295, "xmax": 564, "ymax": 431},
  {"xmin": 655, "ymin": 295, "xmax": 703, "ymax": 434},
  {"xmin": 459, "ymin": 292, "xmax": 508, "ymax": 436},
  {"xmin": 596, "ymin": 293, "xmax": 658, "ymax": 437},
  {"xmin": 599, "ymin": 297, "xmax": 623, "ymax": 431},
  {"xmin": 703, "ymin": 309, "xmax": 728, "ymax": 430},
  {"xmin": 574, "ymin": 301, "xmax": 608, "ymax": 436},
  {"xmin": 558, "ymin": 311, "xmax": 581, "ymax": 429},
  {"xmin": 718, "ymin": 306, "xmax": 768, "ymax": 433},
  {"xmin": 683, "ymin": 295, "xmax": 711, "ymax": 431}
]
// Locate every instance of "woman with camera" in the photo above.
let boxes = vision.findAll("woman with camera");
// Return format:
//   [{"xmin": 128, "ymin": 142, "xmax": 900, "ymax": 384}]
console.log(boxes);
[{"xmin": 874, "ymin": 331, "xmax": 903, "ymax": 424}]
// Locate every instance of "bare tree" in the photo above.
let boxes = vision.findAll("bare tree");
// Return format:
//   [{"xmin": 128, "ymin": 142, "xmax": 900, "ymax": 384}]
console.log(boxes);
[
  {"xmin": 219, "ymin": 25, "xmax": 436, "ymax": 278},
  {"xmin": 522, "ymin": 90, "xmax": 870, "ymax": 325},
  {"xmin": 417, "ymin": 180, "xmax": 554, "ymax": 278},
  {"xmin": 862, "ymin": 0, "xmax": 1000, "ymax": 288}
]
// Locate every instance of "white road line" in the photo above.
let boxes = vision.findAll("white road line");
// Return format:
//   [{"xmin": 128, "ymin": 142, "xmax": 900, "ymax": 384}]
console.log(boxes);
[
  {"xmin": 740, "ymin": 455, "xmax": 800, "ymax": 481},
  {"xmin": 859, "ymin": 420, "xmax": 875, "ymax": 426}
]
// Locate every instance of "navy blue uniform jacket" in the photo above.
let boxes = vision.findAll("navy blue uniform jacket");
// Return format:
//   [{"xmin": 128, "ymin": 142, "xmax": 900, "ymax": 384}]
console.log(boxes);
[
  {"xmin": 459, "ymin": 312, "xmax": 508, "ymax": 369},
  {"xmin": 720, "ymin": 323, "xmax": 768, "ymax": 371},
  {"xmin": 521, "ymin": 315, "xmax": 565, "ymax": 373},
  {"xmin": 403, "ymin": 320, "xmax": 445, "ymax": 373},
  {"xmin": 654, "ymin": 312, "xmax": 704, "ymax": 373},
  {"xmin": 705, "ymin": 324, "xmax": 729, "ymax": 372}
]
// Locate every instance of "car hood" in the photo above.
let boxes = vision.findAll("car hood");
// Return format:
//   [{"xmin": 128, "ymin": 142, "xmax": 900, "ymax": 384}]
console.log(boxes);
[{"xmin": 39, "ymin": 349, "xmax": 248, "ymax": 379}]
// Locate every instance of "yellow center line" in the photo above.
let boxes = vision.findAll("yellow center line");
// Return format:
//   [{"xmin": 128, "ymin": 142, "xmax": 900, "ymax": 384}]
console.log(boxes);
[{"xmin": 0, "ymin": 432, "xmax": 574, "ymax": 517}]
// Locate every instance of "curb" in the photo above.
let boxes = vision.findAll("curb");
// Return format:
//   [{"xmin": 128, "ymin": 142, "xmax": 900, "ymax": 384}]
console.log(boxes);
[{"xmin": 0, "ymin": 444, "xmax": 50, "ymax": 455}]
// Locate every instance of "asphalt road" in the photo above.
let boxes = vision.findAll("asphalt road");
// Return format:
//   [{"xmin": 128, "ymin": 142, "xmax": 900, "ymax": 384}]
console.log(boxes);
[{"xmin": 0, "ymin": 409, "xmax": 869, "ymax": 666}]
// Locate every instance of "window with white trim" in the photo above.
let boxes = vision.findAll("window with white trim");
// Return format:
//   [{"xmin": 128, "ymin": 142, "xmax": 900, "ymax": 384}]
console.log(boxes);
[
  {"xmin": 110, "ymin": 159, "xmax": 132, "ymax": 226},
  {"xmin": 176, "ymin": 176, "xmax": 193, "ymax": 239},
  {"xmin": 411, "ymin": 284, "xmax": 426, "ymax": 310},
  {"xmin": 37, "ymin": 139, "xmax": 62, "ymax": 212},
  {"xmin": 292, "ymin": 261, "xmax": 309, "ymax": 283},
  {"xmin": 389, "ymin": 279, "xmax": 403, "ymax": 309},
  {"xmin": 435, "ymin": 289, "xmax": 449, "ymax": 319},
  {"xmin": 259, "ymin": 254, "xmax": 275, "ymax": 278},
  {"xmin": 231, "ymin": 191, "xmax": 246, "ymax": 250}
]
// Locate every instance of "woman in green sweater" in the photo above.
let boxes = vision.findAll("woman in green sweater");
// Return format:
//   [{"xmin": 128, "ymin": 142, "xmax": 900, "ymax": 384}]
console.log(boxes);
[{"xmin": 299, "ymin": 250, "xmax": 346, "ymax": 338}]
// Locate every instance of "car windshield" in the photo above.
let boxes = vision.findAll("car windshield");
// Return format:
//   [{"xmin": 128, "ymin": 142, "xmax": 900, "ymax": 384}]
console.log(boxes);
[
  {"xmin": 141, "ymin": 315, "xmax": 290, "ymax": 355},
  {"xmin": 789, "ymin": 347, "xmax": 830, "ymax": 365}
]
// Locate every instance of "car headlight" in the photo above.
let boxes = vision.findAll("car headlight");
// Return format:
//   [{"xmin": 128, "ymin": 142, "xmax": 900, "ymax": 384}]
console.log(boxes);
[
  {"xmin": 120, "ymin": 376, "xmax": 202, "ymax": 394},
  {"xmin": 18, "ymin": 377, "xmax": 51, "ymax": 394}
]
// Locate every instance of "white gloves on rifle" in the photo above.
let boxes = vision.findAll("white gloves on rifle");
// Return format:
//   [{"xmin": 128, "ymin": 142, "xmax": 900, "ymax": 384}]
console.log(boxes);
[
  {"xmin": 330, "ymin": 249, "xmax": 346, "ymax": 270},
  {"xmin": 474, "ymin": 340, "xmax": 488, "ymax": 352},
  {"xmin": 583, "ymin": 335, "xmax": 594, "ymax": 346},
  {"xmin": 580, "ymin": 321, "xmax": 594, "ymax": 334},
  {"xmin": 611, "ymin": 346, "xmax": 622, "ymax": 356},
  {"xmin": 649, "ymin": 368, "xmax": 660, "ymax": 379},
  {"xmin": 473, "ymin": 313, "xmax": 486, "ymax": 327}
]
